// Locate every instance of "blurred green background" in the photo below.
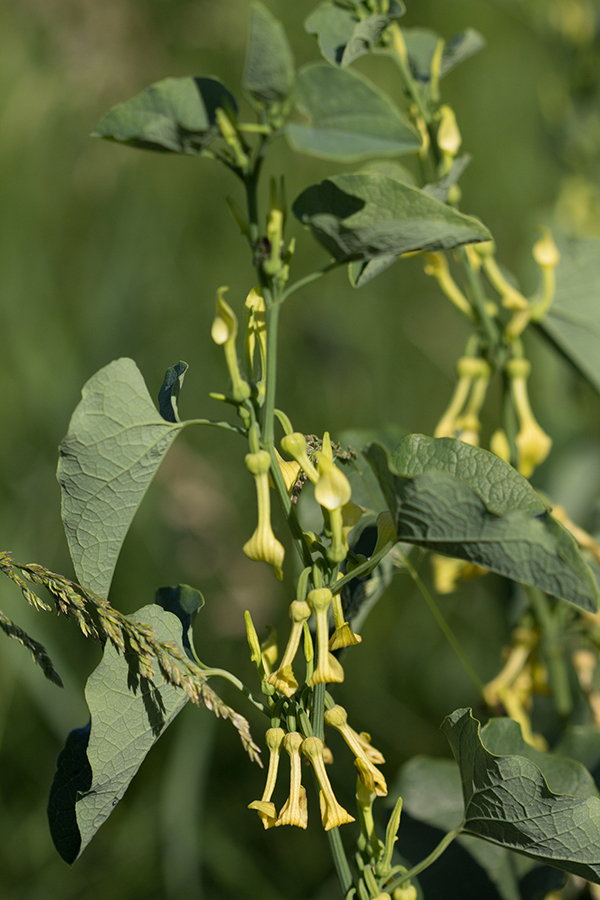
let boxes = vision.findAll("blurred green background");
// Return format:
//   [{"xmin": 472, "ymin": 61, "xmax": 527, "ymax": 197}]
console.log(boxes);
[{"xmin": 1, "ymin": 0, "xmax": 600, "ymax": 897}]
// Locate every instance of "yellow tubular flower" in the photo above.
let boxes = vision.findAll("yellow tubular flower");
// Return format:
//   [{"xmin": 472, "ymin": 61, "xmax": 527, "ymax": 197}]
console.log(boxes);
[
  {"xmin": 437, "ymin": 105, "xmax": 461, "ymax": 171},
  {"xmin": 248, "ymin": 727, "xmax": 285, "ymax": 829},
  {"xmin": 329, "ymin": 591, "xmax": 361, "ymax": 651},
  {"xmin": 506, "ymin": 358, "xmax": 552, "ymax": 478},
  {"xmin": 423, "ymin": 252, "xmax": 474, "ymax": 320},
  {"xmin": 243, "ymin": 451, "xmax": 285, "ymax": 579},
  {"xmin": 280, "ymin": 433, "xmax": 319, "ymax": 483},
  {"xmin": 301, "ymin": 737, "xmax": 355, "ymax": 831},
  {"xmin": 266, "ymin": 600, "xmax": 311, "ymax": 697},
  {"xmin": 276, "ymin": 732, "xmax": 308, "ymax": 829},
  {"xmin": 307, "ymin": 589, "xmax": 345, "ymax": 687},
  {"xmin": 324, "ymin": 705, "xmax": 387, "ymax": 797},
  {"xmin": 211, "ymin": 287, "xmax": 250, "ymax": 403},
  {"xmin": 490, "ymin": 428, "xmax": 511, "ymax": 463},
  {"xmin": 530, "ymin": 228, "xmax": 561, "ymax": 323},
  {"xmin": 435, "ymin": 356, "xmax": 490, "ymax": 439}
]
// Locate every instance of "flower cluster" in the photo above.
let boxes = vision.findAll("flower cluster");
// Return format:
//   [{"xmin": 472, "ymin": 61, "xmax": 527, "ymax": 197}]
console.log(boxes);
[{"xmin": 248, "ymin": 704, "xmax": 387, "ymax": 832}]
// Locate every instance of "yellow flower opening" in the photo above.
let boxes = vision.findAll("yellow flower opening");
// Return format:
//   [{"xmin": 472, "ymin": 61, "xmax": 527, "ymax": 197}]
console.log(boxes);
[
  {"xmin": 266, "ymin": 600, "xmax": 312, "ymax": 697},
  {"xmin": 301, "ymin": 736, "xmax": 355, "ymax": 831},
  {"xmin": 211, "ymin": 287, "xmax": 250, "ymax": 403},
  {"xmin": 329, "ymin": 592, "xmax": 361, "ymax": 651},
  {"xmin": 314, "ymin": 455, "xmax": 352, "ymax": 511},
  {"xmin": 248, "ymin": 727, "xmax": 285, "ymax": 829},
  {"xmin": 307, "ymin": 589, "xmax": 345, "ymax": 687},
  {"xmin": 324, "ymin": 705, "xmax": 387, "ymax": 797},
  {"xmin": 276, "ymin": 732, "xmax": 308, "ymax": 829}
]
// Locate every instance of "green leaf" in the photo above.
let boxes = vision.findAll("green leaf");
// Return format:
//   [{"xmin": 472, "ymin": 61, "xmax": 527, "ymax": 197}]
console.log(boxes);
[
  {"xmin": 93, "ymin": 77, "xmax": 238, "ymax": 155},
  {"xmin": 349, "ymin": 158, "xmax": 472, "ymax": 286},
  {"xmin": 363, "ymin": 441, "xmax": 599, "ymax": 612},
  {"xmin": 538, "ymin": 238, "xmax": 600, "ymax": 395},
  {"xmin": 555, "ymin": 726, "xmax": 600, "ymax": 777},
  {"xmin": 480, "ymin": 718, "xmax": 598, "ymax": 799},
  {"xmin": 391, "ymin": 434, "xmax": 546, "ymax": 516},
  {"xmin": 158, "ymin": 361, "xmax": 188, "ymax": 424},
  {"xmin": 243, "ymin": 3, "xmax": 295, "ymax": 105},
  {"xmin": 293, "ymin": 172, "xmax": 491, "ymax": 264},
  {"xmin": 57, "ymin": 358, "xmax": 183, "ymax": 599},
  {"xmin": 394, "ymin": 755, "xmax": 530, "ymax": 900},
  {"xmin": 48, "ymin": 590, "xmax": 202, "ymax": 863},
  {"xmin": 443, "ymin": 708, "xmax": 600, "ymax": 883},
  {"xmin": 286, "ymin": 64, "xmax": 420, "ymax": 162},
  {"xmin": 440, "ymin": 29, "xmax": 486, "ymax": 78},
  {"xmin": 305, "ymin": 0, "xmax": 405, "ymax": 67}
]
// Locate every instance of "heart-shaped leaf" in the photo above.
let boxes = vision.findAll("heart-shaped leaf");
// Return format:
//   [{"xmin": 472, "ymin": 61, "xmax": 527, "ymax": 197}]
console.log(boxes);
[
  {"xmin": 286, "ymin": 64, "xmax": 420, "ymax": 162},
  {"xmin": 443, "ymin": 708, "xmax": 600, "ymax": 883},
  {"xmin": 57, "ymin": 358, "xmax": 183, "ymax": 599},
  {"xmin": 93, "ymin": 77, "xmax": 237, "ymax": 155}
]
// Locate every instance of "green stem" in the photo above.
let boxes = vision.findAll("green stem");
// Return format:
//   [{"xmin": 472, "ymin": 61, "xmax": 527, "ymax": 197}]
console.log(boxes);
[
  {"xmin": 261, "ymin": 299, "xmax": 280, "ymax": 448},
  {"xmin": 459, "ymin": 247, "xmax": 499, "ymax": 351},
  {"xmin": 385, "ymin": 827, "xmax": 461, "ymax": 892},
  {"xmin": 311, "ymin": 681, "xmax": 326, "ymax": 740},
  {"xmin": 404, "ymin": 556, "xmax": 486, "ymax": 698},
  {"xmin": 183, "ymin": 418, "xmax": 246, "ymax": 436},
  {"xmin": 192, "ymin": 663, "xmax": 268, "ymax": 716},
  {"xmin": 525, "ymin": 585, "xmax": 572, "ymax": 717},
  {"xmin": 279, "ymin": 262, "xmax": 342, "ymax": 305},
  {"xmin": 332, "ymin": 542, "xmax": 397, "ymax": 597},
  {"xmin": 328, "ymin": 827, "xmax": 355, "ymax": 897}
]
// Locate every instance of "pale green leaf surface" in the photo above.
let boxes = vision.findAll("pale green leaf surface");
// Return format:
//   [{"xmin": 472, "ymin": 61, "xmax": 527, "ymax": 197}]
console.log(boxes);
[
  {"xmin": 77, "ymin": 603, "xmax": 196, "ymax": 861},
  {"xmin": 443, "ymin": 708, "xmax": 600, "ymax": 882},
  {"xmin": 243, "ymin": 2, "xmax": 295, "ymax": 104},
  {"xmin": 48, "ymin": 592, "xmax": 203, "ymax": 863},
  {"xmin": 57, "ymin": 358, "xmax": 182, "ymax": 599},
  {"xmin": 293, "ymin": 172, "xmax": 490, "ymax": 263},
  {"xmin": 93, "ymin": 77, "xmax": 237, "ymax": 155},
  {"xmin": 305, "ymin": 0, "xmax": 405, "ymax": 67},
  {"xmin": 363, "ymin": 441, "xmax": 599, "ymax": 611},
  {"xmin": 286, "ymin": 64, "xmax": 420, "ymax": 162},
  {"xmin": 538, "ymin": 238, "xmax": 600, "ymax": 395},
  {"xmin": 391, "ymin": 434, "xmax": 546, "ymax": 516}
]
